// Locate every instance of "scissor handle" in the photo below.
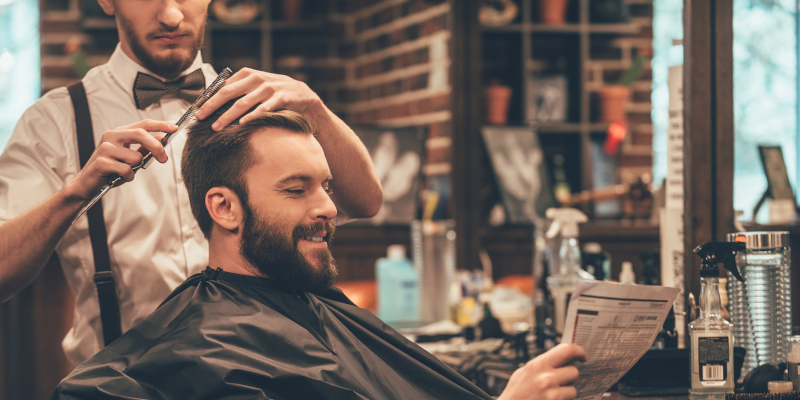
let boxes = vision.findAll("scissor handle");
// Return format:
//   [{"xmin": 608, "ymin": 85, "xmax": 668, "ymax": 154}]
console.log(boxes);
[{"xmin": 106, "ymin": 153, "xmax": 150, "ymax": 188}]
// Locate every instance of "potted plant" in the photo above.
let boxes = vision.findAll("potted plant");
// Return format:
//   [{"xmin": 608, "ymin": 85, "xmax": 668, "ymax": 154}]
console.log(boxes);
[
  {"xmin": 540, "ymin": 0, "xmax": 570, "ymax": 24},
  {"xmin": 597, "ymin": 53, "xmax": 645, "ymax": 123},
  {"xmin": 485, "ymin": 79, "xmax": 513, "ymax": 125}
]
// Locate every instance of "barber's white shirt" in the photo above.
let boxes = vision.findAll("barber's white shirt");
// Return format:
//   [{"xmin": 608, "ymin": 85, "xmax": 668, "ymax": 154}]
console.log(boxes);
[{"xmin": 0, "ymin": 45, "xmax": 215, "ymax": 366}]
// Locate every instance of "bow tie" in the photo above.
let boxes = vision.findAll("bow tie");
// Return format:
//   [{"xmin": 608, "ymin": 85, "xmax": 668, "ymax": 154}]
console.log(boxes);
[{"xmin": 133, "ymin": 69, "xmax": 205, "ymax": 109}]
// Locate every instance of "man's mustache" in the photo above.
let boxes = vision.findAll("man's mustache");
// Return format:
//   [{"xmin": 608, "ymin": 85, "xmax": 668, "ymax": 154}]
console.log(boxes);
[
  {"xmin": 147, "ymin": 29, "xmax": 194, "ymax": 40},
  {"xmin": 292, "ymin": 221, "xmax": 336, "ymax": 245}
]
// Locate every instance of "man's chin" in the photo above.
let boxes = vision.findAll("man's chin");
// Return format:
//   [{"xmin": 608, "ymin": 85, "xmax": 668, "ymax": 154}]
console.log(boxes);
[
  {"xmin": 151, "ymin": 49, "xmax": 195, "ymax": 66},
  {"xmin": 301, "ymin": 248, "xmax": 332, "ymax": 269}
]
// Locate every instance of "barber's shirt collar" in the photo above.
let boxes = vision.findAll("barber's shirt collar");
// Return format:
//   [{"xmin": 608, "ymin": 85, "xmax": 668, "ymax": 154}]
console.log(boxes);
[{"xmin": 107, "ymin": 43, "xmax": 206, "ymax": 98}]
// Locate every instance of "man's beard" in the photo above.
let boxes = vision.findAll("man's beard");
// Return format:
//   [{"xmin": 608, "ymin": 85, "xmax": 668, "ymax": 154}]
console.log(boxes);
[
  {"xmin": 239, "ymin": 201, "xmax": 338, "ymax": 295},
  {"xmin": 118, "ymin": 14, "xmax": 205, "ymax": 80}
]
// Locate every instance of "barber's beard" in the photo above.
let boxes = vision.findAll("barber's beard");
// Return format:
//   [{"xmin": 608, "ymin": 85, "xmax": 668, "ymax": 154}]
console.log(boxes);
[
  {"xmin": 239, "ymin": 203, "xmax": 338, "ymax": 295},
  {"xmin": 118, "ymin": 15, "xmax": 205, "ymax": 80}
]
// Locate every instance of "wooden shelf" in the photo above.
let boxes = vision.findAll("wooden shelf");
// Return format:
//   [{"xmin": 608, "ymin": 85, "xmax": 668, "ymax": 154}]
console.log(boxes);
[
  {"xmin": 207, "ymin": 20, "xmax": 266, "ymax": 30},
  {"xmin": 270, "ymin": 20, "xmax": 329, "ymax": 31},
  {"xmin": 537, "ymin": 122, "xmax": 610, "ymax": 133},
  {"xmin": 478, "ymin": 221, "xmax": 658, "ymax": 239},
  {"xmin": 207, "ymin": 20, "xmax": 328, "ymax": 31},
  {"xmin": 81, "ymin": 17, "xmax": 116, "ymax": 30},
  {"xmin": 481, "ymin": 123, "xmax": 610, "ymax": 134},
  {"xmin": 481, "ymin": 22, "xmax": 638, "ymax": 34}
]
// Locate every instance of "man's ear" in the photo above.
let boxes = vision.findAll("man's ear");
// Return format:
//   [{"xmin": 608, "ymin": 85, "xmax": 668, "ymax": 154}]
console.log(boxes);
[
  {"xmin": 96, "ymin": 0, "xmax": 115, "ymax": 16},
  {"xmin": 205, "ymin": 187, "xmax": 242, "ymax": 232}
]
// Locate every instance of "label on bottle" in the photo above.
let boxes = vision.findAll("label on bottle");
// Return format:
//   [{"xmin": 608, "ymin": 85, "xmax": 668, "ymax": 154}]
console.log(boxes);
[{"xmin": 698, "ymin": 337, "xmax": 728, "ymax": 382}]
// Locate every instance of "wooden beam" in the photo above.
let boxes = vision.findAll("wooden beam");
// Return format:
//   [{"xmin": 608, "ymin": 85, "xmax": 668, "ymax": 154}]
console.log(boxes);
[
  {"xmin": 682, "ymin": 0, "xmax": 735, "ymax": 337},
  {"xmin": 450, "ymin": 0, "xmax": 482, "ymax": 272}
]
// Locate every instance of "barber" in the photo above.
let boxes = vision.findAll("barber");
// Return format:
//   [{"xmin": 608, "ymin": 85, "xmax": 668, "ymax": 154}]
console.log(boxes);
[{"xmin": 0, "ymin": 0, "xmax": 382, "ymax": 366}]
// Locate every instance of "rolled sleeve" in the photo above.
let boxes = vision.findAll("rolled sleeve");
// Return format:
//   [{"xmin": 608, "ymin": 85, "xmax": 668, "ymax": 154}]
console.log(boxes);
[{"xmin": 0, "ymin": 90, "xmax": 75, "ymax": 223}]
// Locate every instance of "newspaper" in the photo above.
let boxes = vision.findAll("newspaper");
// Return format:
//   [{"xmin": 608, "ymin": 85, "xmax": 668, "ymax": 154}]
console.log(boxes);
[{"xmin": 561, "ymin": 281, "xmax": 681, "ymax": 400}]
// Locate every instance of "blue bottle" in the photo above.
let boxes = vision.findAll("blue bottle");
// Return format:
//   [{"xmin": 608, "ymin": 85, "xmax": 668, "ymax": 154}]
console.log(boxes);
[{"xmin": 376, "ymin": 245, "xmax": 420, "ymax": 326}]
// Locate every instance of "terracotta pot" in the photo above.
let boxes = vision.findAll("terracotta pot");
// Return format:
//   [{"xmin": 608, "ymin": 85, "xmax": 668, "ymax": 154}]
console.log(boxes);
[
  {"xmin": 540, "ymin": 0, "xmax": 569, "ymax": 24},
  {"xmin": 282, "ymin": 0, "xmax": 303, "ymax": 23},
  {"xmin": 597, "ymin": 85, "xmax": 631, "ymax": 123},
  {"xmin": 485, "ymin": 82, "xmax": 513, "ymax": 125}
]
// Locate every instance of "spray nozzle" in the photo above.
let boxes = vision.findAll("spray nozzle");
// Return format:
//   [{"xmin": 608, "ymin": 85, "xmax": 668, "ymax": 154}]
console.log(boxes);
[
  {"xmin": 692, "ymin": 241, "xmax": 746, "ymax": 281},
  {"xmin": 544, "ymin": 208, "xmax": 588, "ymax": 239}
]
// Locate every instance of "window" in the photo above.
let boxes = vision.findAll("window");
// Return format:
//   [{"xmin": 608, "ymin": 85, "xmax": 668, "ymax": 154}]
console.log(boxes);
[
  {"xmin": 653, "ymin": 0, "xmax": 798, "ymax": 223},
  {"xmin": 733, "ymin": 0, "xmax": 796, "ymax": 222},
  {"xmin": 0, "ymin": 0, "xmax": 39, "ymax": 151},
  {"xmin": 651, "ymin": 0, "xmax": 683, "ymax": 185}
]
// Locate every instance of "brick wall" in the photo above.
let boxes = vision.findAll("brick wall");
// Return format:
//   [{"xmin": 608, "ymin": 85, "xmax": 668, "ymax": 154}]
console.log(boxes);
[
  {"xmin": 586, "ymin": 0, "xmax": 654, "ymax": 184},
  {"xmin": 338, "ymin": 0, "xmax": 453, "ymax": 179}
]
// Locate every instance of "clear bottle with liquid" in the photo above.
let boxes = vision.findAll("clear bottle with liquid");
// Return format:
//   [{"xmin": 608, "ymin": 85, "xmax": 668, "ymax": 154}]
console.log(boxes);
[
  {"xmin": 545, "ymin": 208, "xmax": 594, "ymax": 334},
  {"xmin": 688, "ymin": 242, "xmax": 745, "ymax": 399}
]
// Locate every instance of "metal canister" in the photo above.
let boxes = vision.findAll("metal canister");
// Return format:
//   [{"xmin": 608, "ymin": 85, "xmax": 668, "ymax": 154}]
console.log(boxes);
[
  {"xmin": 788, "ymin": 336, "xmax": 800, "ymax": 391},
  {"xmin": 727, "ymin": 232, "xmax": 791, "ymax": 378}
]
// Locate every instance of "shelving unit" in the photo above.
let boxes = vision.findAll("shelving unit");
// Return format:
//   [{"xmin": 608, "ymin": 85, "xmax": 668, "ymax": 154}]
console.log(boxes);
[
  {"xmin": 452, "ymin": 0, "xmax": 657, "ymax": 277},
  {"xmin": 481, "ymin": 0, "xmax": 638, "ymax": 197}
]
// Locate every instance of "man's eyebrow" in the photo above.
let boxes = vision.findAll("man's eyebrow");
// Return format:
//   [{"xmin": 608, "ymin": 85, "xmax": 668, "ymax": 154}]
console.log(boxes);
[
  {"xmin": 277, "ymin": 174, "xmax": 312, "ymax": 185},
  {"xmin": 276, "ymin": 175, "xmax": 333, "ymax": 185}
]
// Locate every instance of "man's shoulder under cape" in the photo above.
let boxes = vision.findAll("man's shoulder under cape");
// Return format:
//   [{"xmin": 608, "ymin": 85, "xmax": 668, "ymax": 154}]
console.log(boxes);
[{"xmin": 52, "ymin": 268, "xmax": 492, "ymax": 400}]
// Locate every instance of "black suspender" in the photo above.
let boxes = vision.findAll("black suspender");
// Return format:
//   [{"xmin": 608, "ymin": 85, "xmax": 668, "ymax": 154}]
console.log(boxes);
[{"xmin": 67, "ymin": 81, "xmax": 122, "ymax": 346}]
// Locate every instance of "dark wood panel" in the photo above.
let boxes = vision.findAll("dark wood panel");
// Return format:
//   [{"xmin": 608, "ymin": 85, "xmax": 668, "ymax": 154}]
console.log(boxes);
[
  {"xmin": 478, "ymin": 223, "xmax": 659, "ymax": 282},
  {"xmin": 1, "ymin": 255, "xmax": 73, "ymax": 400},
  {"xmin": 450, "ymin": 0, "xmax": 483, "ymax": 273},
  {"xmin": 683, "ymin": 0, "xmax": 735, "ymax": 341}
]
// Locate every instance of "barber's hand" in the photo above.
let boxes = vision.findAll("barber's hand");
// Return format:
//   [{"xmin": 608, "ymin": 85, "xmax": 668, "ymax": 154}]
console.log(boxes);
[
  {"xmin": 194, "ymin": 68, "xmax": 323, "ymax": 131},
  {"xmin": 62, "ymin": 120, "xmax": 175, "ymax": 200},
  {"xmin": 497, "ymin": 343, "xmax": 587, "ymax": 400}
]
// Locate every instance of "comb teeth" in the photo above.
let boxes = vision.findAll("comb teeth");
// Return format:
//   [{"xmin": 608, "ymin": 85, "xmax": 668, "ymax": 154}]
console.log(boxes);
[{"xmin": 177, "ymin": 67, "xmax": 234, "ymax": 125}]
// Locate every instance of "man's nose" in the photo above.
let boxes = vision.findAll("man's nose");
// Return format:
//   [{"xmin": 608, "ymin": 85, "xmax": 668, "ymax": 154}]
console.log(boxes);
[
  {"xmin": 158, "ymin": 0, "xmax": 185, "ymax": 28},
  {"xmin": 312, "ymin": 188, "xmax": 338, "ymax": 221}
]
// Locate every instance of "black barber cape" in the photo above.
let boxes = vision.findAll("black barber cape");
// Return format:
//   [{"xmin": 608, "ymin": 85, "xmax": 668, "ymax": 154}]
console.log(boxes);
[{"xmin": 52, "ymin": 267, "xmax": 492, "ymax": 400}]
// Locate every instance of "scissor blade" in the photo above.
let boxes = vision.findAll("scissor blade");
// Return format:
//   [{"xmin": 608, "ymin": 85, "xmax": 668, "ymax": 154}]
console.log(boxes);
[{"xmin": 72, "ymin": 185, "xmax": 111, "ymax": 225}]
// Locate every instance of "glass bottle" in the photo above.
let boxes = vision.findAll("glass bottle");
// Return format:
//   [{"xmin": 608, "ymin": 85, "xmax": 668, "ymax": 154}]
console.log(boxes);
[{"xmin": 689, "ymin": 277, "xmax": 734, "ymax": 398}]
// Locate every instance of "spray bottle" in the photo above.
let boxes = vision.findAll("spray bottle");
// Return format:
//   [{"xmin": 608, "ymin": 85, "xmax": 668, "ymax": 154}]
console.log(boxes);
[
  {"xmin": 545, "ymin": 208, "xmax": 595, "ymax": 334},
  {"xmin": 688, "ymin": 241, "xmax": 745, "ymax": 399}
]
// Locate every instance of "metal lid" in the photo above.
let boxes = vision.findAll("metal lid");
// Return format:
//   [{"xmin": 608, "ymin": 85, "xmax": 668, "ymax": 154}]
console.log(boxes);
[{"xmin": 727, "ymin": 231, "xmax": 789, "ymax": 249}]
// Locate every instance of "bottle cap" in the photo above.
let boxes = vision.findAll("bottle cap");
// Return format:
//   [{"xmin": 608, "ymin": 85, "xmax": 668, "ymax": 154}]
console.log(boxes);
[
  {"xmin": 544, "ymin": 207, "xmax": 588, "ymax": 239},
  {"xmin": 620, "ymin": 261, "xmax": 635, "ymax": 284},
  {"xmin": 728, "ymin": 231, "xmax": 789, "ymax": 249},
  {"xmin": 693, "ymin": 242, "xmax": 746, "ymax": 281},
  {"xmin": 583, "ymin": 242, "xmax": 602, "ymax": 253},
  {"xmin": 768, "ymin": 381, "xmax": 793, "ymax": 393},
  {"xmin": 387, "ymin": 244, "xmax": 406, "ymax": 260}
]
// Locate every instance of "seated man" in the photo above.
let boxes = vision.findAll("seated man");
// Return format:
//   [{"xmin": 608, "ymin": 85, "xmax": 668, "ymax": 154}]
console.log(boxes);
[{"xmin": 52, "ymin": 105, "xmax": 587, "ymax": 400}]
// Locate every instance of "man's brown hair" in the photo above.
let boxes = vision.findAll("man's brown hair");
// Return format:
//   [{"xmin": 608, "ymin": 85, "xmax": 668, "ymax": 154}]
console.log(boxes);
[{"xmin": 181, "ymin": 103, "xmax": 314, "ymax": 238}]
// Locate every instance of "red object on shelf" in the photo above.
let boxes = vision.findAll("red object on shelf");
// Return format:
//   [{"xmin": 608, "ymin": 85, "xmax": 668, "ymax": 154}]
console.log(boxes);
[{"xmin": 604, "ymin": 122, "xmax": 628, "ymax": 155}]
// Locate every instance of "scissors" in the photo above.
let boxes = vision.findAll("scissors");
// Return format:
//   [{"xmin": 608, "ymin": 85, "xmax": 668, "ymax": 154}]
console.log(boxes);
[{"xmin": 72, "ymin": 67, "xmax": 234, "ymax": 225}]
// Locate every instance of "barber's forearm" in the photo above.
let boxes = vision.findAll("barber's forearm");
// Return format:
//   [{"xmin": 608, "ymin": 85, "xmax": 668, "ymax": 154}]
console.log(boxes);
[
  {"xmin": 0, "ymin": 188, "xmax": 84, "ymax": 304},
  {"xmin": 306, "ymin": 103, "xmax": 383, "ymax": 218}
]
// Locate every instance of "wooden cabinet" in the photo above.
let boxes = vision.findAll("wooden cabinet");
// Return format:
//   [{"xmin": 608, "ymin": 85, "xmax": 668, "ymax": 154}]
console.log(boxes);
[
  {"xmin": 451, "ymin": 0, "xmax": 656, "ymax": 275},
  {"xmin": 478, "ymin": 0, "xmax": 638, "ymax": 194}
]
